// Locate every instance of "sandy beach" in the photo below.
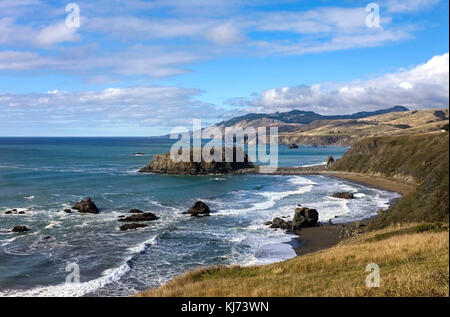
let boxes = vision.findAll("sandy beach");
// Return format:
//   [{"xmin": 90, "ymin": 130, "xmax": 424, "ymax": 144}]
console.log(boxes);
[{"xmin": 290, "ymin": 171, "xmax": 417, "ymax": 256}]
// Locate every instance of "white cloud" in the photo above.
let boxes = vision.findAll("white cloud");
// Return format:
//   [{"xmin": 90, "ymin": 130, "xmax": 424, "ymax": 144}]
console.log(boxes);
[
  {"xmin": 0, "ymin": 46, "xmax": 203, "ymax": 79},
  {"xmin": 243, "ymin": 53, "xmax": 449, "ymax": 114},
  {"xmin": 385, "ymin": 0, "xmax": 441, "ymax": 13},
  {"xmin": 0, "ymin": 18, "xmax": 79, "ymax": 46},
  {"xmin": 0, "ymin": 51, "xmax": 63, "ymax": 70},
  {"xmin": 206, "ymin": 23, "xmax": 244, "ymax": 45},
  {"xmin": 0, "ymin": 86, "xmax": 223, "ymax": 128},
  {"xmin": 35, "ymin": 22, "xmax": 79, "ymax": 45}
]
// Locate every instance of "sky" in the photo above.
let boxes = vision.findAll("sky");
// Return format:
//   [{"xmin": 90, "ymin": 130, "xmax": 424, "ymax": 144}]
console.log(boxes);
[{"xmin": 0, "ymin": 0, "xmax": 448, "ymax": 136}]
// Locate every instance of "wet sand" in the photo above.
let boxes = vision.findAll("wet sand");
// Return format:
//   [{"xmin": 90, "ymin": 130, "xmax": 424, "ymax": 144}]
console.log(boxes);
[
  {"xmin": 293, "ymin": 225, "xmax": 344, "ymax": 256},
  {"xmin": 322, "ymin": 171, "xmax": 416, "ymax": 196},
  {"xmin": 288, "ymin": 170, "xmax": 417, "ymax": 256}
]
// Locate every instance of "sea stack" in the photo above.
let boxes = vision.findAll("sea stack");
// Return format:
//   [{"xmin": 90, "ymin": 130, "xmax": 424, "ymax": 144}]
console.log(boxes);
[
  {"xmin": 139, "ymin": 147, "xmax": 254, "ymax": 175},
  {"xmin": 72, "ymin": 197, "xmax": 99, "ymax": 214}
]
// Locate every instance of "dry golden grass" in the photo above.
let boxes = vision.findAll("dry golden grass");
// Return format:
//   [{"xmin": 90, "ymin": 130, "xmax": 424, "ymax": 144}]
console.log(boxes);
[
  {"xmin": 279, "ymin": 109, "xmax": 449, "ymax": 140},
  {"xmin": 137, "ymin": 224, "xmax": 449, "ymax": 297}
]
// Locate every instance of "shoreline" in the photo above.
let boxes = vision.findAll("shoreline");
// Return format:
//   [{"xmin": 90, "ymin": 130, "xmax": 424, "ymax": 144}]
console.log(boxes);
[{"xmin": 287, "ymin": 170, "xmax": 413, "ymax": 256}]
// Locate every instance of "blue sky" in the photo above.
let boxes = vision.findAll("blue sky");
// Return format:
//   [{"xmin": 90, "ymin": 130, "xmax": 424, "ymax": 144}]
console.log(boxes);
[{"xmin": 0, "ymin": 0, "xmax": 448, "ymax": 136}]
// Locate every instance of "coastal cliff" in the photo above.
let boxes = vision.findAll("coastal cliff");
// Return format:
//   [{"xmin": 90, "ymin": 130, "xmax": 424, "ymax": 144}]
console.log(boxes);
[
  {"xmin": 330, "ymin": 132, "xmax": 449, "ymax": 227},
  {"xmin": 139, "ymin": 147, "xmax": 254, "ymax": 174}
]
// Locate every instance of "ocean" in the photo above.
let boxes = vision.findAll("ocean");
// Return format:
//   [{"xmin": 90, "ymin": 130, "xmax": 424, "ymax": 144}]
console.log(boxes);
[{"xmin": 0, "ymin": 137, "xmax": 399, "ymax": 296}]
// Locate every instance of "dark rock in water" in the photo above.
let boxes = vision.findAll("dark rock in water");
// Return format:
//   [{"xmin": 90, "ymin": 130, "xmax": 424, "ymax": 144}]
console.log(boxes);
[
  {"xmin": 331, "ymin": 192, "xmax": 354, "ymax": 199},
  {"xmin": 288, "ymin": 143, "xmax": 299, "ymax": 149},
  {"xmin": 12, "ymin": 226, "xmax": 28, "ymax": 233},
  {"xmin": 129, "ymin": 209, "xmax": 144, "ymax": 214},
  {"xmin": 5, "ymin": 210, "xmax": 12, "ymax": 214},
  {"xmin": 118, "ymin": 212, "xmax": 159, "ymax": 222},
  {"xmin": 72, "ymin": 197, "xmax": 99, "ymax": 214},
  {"xmin": 43, "ymin": 235, "xmax": 52, "ymax": 240},
  {"xmin": 269, "ymin": 207, "xmax": 318, "ymax": 232},
  {"xmin": 139, "ymin": 147, "xmax": 254, "ymax": 175},
  {"xmin": 120, "ymin": 223, "xmax": 149, "ymax": 231},
  {"xmin": 18, "ymin": 211, "xmax": 25, "ymax": 214},
  {"xmin": 117, "ymin": 215, "xmax": 125, "ymax": 218},
  {"xmin": 264, "ymin": 221, "xmax": 272, "ymax": 226},
  {"xmin": 326, "ymin": 155, "xmax": 335, "ymax": 167},
  {"xmin": 293, "ymin": 207, "xmax": 319, "ymax": 229},
  {"xmin": 64, "ymin": 209, "xmax": 72, "ymax": 213},
  {"xmin": 184, "ymin": 201, "xmax": 211, "ymax": 216},
  {"xmin": 270, "ymin": 217, "xmax": 292, "ymax": 230}
]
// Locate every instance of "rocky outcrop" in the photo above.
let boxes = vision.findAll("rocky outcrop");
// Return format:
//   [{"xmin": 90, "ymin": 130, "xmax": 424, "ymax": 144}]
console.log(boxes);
[
  {"xmin": 120, "ymin": 223, "xmax": 149, "ymax": 231},
  {"xmin": 129, "ymin": 209, "xmax": 144, "ymax": 214},
  {"xmin": 331, "ymin": 192, "xmax": 354, "ymax": 199},
  {"xmin": 293, "ymin": 207, "xmax": 319, "ymax": 229},
  {"xmin": 268, "ymin": 207, "xmax": 319, "ymax": 232},
  {"xmin": 337, "ymin": 221, "xmax": 367, "ymax": 238},
  {"xmin": 118, "ymin": 212, "xmax": 159, "ymax": 222},
  {"xmin": 270, "ymin": 217, "xmax": 292, "ymax": 230},
  {"xmin": 72, "ymin": 197, "xmax": 99, "ymax": 214},
  {"xmin": 326, "ymin": 155, "xmax": 335, "ymax": 167},
  {"xmin": 12, "ymin": 225, "xmax": 28, "ymax": 232},
  {"xmin": 139, "ymin": 147, "xmax": 254, "ymax": 175},
  {"xmin": 183, "ymin": 201, "xmax": 211, "ymax": 216}
]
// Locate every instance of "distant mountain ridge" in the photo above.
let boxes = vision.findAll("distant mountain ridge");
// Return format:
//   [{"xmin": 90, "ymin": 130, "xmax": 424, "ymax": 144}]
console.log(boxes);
[{"xmin": 218, "ymin": 106, "xmax": 409, "ymax": 127}]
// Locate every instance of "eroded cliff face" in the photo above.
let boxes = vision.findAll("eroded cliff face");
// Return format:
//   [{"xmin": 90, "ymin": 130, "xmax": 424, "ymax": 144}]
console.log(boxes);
[
  {"xmin": 330, "ymin": 133, "xmax": 448, "ymax": 184},
  {"xmin": 139, "ymin": 147, "xmax": 254, "ymax": 174},
  {"xmin": 331, "ymin": 132, "xmax": 449, "ymax": 227},
  {"xmin": 278, "ymin": 135, "xmax": 356, "ymax": 146}
]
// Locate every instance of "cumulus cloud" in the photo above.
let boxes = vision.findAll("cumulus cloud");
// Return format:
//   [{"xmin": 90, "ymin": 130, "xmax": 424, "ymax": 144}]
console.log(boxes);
[
  {"xmin": 35, "ymin": 22, "xmax": 79, "ymax": 45},
  {"xmin": 0, "ymin": 86, "xmax": 223, "ymax": 128},
  {"xmin": 242, "ymin": 52, "xmax": 449, "ymax": 114}
]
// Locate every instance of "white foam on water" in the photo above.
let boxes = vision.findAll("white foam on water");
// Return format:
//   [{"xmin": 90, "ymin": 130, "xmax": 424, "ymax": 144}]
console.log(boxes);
[
  {"xmin": 299, "ymin": 161, "xmax": 326, "ymax": 167},
  {"xmin": 338, "ymin": 184, "xmax": 359, "ymax": 192},
  {"xmin": 217, "ymin": 184, "xmax": 314, "ymax": 216},
  {"xmin": 44, "ymin": 220, "xmax": 61, "ymax": 229},
  {"xmin": 288, "ymin": 176, "xmax": 317, "ymax": 185},
  {"xmin": 0, "ymin": 261, "xmax": 132, "ymax": 297},
  {"xmin": 0, "ymin": 233, "xmax": 163, "ymax": 297},
  {"xmin": 244, "ymin": 234, "xmax": 297, "ymax": 266},
  {"xmin": 24, "ymin": 196, "xmax": 35, "ymax": 200},
  {"xmin": 128, "ymin": 233, "xmax": 159, "ymax": 254}
]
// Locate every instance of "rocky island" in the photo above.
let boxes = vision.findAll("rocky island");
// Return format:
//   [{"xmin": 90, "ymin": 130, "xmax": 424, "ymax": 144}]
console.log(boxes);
[{"xmin": 139, "ymin": 147, "xmax": 254, "ymax": 175}]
